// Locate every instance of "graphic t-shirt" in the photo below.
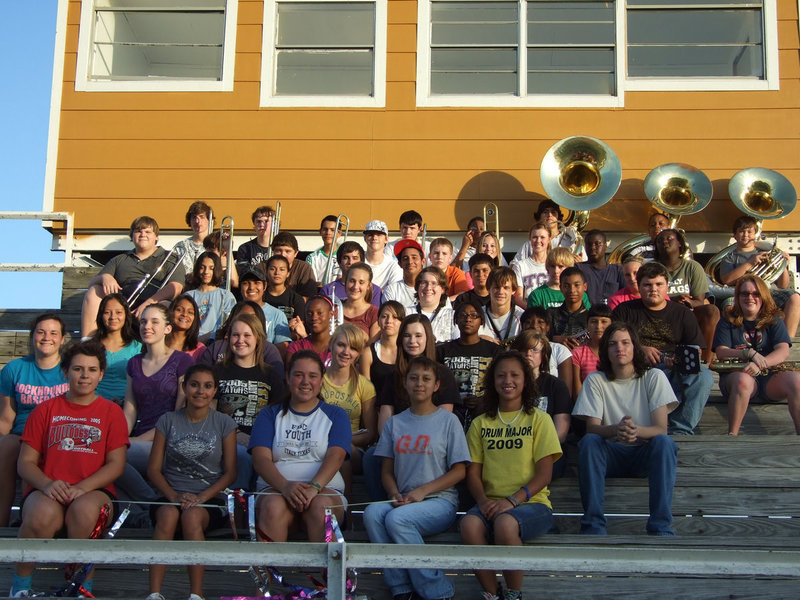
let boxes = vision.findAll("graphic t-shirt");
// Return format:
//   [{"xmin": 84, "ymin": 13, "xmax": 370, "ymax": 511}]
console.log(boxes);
[
  {"xmin": 215, "ymin": 363, "xmax": 286, "ymax": 435},
  {"xmin": 156, "ymin": 408, "xmax": 237, "ymax": 494},
  {"xmin": 186, "ymin": 288, "xmax": 237, "ymax": 340},
  {"xmin": 321, "ymin": 373, "xmax": 376, "ymax": 433},
  {"xmin": 21, "ymin": 394, "xmax": 129, "ymax": 495},
  {"xmin": 467, "ymin": 409, "xmax": 561, "ymax": 508},
  {"xmin": 375, "ymin": 408, "xmax": 470, "ymax": 507},
  {"xmin": 249, "ymin": 401, "xmax": 352, "ymax": 492},
  {"xmin": 0, "ymin": 356, "xmax": 68, "ymax": 435}
]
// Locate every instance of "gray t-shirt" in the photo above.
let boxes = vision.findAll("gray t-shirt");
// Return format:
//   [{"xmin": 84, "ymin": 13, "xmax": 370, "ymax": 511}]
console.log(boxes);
[
  {"xmin": 375, "ymin": 408, "xmax": 470, "ymax": 507},
  {"xmin": 155, "ymin": 408, "xmax": 237, "ymax": 494}
]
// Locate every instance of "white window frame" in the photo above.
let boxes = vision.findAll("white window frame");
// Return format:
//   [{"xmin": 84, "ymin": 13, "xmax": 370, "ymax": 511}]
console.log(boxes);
[
  {"xmin": 417, "ymin": 0, "xmax": 625, "ymax": 107},
  {"xmin": 417, "ymin": 0, "xmax": 778, "ymax": 107},
  {"xmin": 75, "ymin": 0, "xmax": 238, "ymax": 92},
  {"xmin": 624, "ymin": 0, "xmax": 779, "ymax": 91},
  {"xmin": 260, "ymin": 0, "xmax": 387, "ymax": 107}
]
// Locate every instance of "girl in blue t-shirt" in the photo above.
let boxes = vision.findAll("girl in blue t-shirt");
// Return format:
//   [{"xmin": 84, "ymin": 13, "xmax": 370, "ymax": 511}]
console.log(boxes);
[
  {"xmin": 93, "ymin": 293, "xmax": 142, "ymax": 406},
  {"xmin": 185, "ymin": 251, "xmax": 236, "ymax": 343},
  {"xmin": 712, "ymin": 274, "xmax": 800, "ymax": 435}
]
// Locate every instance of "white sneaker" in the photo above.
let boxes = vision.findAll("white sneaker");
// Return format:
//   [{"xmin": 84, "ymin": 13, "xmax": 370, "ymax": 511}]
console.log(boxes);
[
  {"xmin": 145, "ymin": 594, "xmax": 166, "ymax": 600},
  {"xmin": 188, "ymin": 595, "xmax": 205, "ymax": 600},
  {"xmin": 11, "ymin": 590, "xmax": 32, "ymax": 598}
]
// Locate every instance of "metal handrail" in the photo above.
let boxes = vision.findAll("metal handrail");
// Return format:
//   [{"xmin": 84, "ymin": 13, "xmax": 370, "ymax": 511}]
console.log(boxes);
[
  {"xmin": 2, "ymin": 538, "xmax": 799, "ymax": 600},
  {"xmin": 0, "ymin": 211, "xmax": 74, "ymax": 272}
]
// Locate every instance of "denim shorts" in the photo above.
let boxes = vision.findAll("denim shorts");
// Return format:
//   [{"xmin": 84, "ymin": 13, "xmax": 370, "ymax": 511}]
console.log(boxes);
[
  {"xmin": 464, "ymin": 501, "xmax": 553, "ymax": 542},
  {"xmin": 719, "ymin": 372, "xmax": 774, "ymax": 402}
]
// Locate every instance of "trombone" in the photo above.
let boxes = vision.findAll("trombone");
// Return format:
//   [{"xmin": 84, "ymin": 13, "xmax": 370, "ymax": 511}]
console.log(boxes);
[
  {"xmin": 483, "ymin": 203, "xmax": 499, "ymax": 239},
  {"xmin": 126, "ymin": 246, "xmax": 186, "ymax": 307},
  {"xmin": 324, "ymin": 214, "xmax": 350, "ymax": 286},
  {"xmin": 264, "ymin": 202, "xmax": 282, "ymax": 259},
  {"xmin": 220, "ymin": 215, "xmax": 235, "ymax": 293},
  {"xmin": 421, "ymin": 223, "xmax": 428, "ymax": 254}
]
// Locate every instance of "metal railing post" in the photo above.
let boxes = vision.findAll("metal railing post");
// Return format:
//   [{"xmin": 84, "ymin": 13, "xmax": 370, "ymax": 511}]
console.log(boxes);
[{"xmin": 327, "ymin": 540, "xmax": 347, "ymax": 600}]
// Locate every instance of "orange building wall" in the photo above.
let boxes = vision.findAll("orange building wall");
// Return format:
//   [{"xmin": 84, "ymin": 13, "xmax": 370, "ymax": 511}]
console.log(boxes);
[{"xmin": 53, "ymin": 0, "xmax": 800, "ymax": 236}]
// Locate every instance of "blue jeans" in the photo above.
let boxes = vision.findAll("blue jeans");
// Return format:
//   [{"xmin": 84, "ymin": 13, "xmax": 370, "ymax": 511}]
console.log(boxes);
[
  {"xmin": 235, "ymin": 443, "xmax": 254, "ymax": 491},
  {"xmin": 657, "ymin": 363, "xmax": 713, "ymax": 435},
  {"xmin": 361, "ymin": 446, "xmax": 388, "ymax": 502},
  {"xmin": 578, "ymin": 433, "xmax": 677, "ymax": 535},
  {"xmin": 363, "ymin": 497, "xmax": 456, "ymax": 599}
]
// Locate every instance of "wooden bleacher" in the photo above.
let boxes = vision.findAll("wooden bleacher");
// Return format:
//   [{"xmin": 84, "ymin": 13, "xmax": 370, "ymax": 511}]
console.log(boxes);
[{"xmin": 0, "ymin": 267, "xmax": 799, "ymax": 599}]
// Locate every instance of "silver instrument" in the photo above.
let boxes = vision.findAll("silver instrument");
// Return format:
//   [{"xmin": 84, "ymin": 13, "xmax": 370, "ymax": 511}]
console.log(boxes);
[
  {"xmin": 126, "ymin": 246, "xmax": 186, "ymax": 307},
  {"xmin": 323, "ymin": 214, "xmax": 350, "ymax": 286},
  {"xmin": 220, "ymin": 215, "xmax": 235, "ymax": 293}
]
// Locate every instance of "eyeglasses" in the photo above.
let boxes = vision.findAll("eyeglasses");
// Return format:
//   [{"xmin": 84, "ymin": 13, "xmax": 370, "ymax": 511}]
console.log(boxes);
[
  {"xmin": 739, "ymin": 291, "xmax": 761, "ymax": 298},
  {"xmin": 459, "ymin": 312, "xmax": 481, "ymax": 320},
  {"xmin": 525, "ymin": 347, "xmax": 543, "ymax": 354}
]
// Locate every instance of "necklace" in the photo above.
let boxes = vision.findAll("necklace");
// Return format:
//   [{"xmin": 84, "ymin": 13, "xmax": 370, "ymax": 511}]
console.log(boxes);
[
  {"xmin": 185, "ymin": 409, "xmax": 211, "ymax": 440},
  {"xmin": 497, "ymin": 408, "xmax": 522, "ymax": 427}
]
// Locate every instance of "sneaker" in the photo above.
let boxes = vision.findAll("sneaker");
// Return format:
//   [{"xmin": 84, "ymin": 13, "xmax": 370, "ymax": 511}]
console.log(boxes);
[
  {"xmin": 11, "ymin": 591, "xmax": 32, "ymax": 598},
  {"xmin": 481, "ymin": 593, "xmax": 500, "ymax": 600},
  {"xmin": 146, "ymin": 594, "xmax": 166, "ymax": 600},
  {"xmin": 505, "ymin": 590, "xmax": 522, "ymax": 600},
  {"xmin": 188, "ymin": 595, "xmax": 205, "ymax": 600}
]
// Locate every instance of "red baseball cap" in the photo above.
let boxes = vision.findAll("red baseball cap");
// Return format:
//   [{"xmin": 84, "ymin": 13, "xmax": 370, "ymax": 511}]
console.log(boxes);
[{"xmin": 394, "ymin": 238, "xmax": 424, "ymax": 259}]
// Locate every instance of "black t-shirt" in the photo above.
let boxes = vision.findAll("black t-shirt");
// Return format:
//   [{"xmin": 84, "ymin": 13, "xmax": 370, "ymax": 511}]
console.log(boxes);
[
  {"xmin": 236, "ymin": 239, "xmax": 271, "ymax": 272},
  {"xmin": 612, "ymin": 299, "xmax": 706, "ymax": 352},
  {"xmin": 548, "ymin": 305, "xmax": 589, "ymax": 338},
  {"xmin": 453, "ymin": 289, "xmax": 491, "ymax": 312},
  {"xmin": 213, "ymin": 363, "xmax": 286, "ymax": 435},
  {"xmin": 369, "ymin": 343, "xmax": 396, "ymax": 400},
  {"xmin": 377, "ymin": 364, "xmax": 462, "ymax": 414},
  {"xmin": 436, "ymin": 338, "xmax": 499, "ymax": 399},
  {"xmin": 265, "ymin": 287, "xmax": 306, "ymax": 321},
  {"xmin": 534, "ymin": 374, "xmax": 571, "ymax": 417}
]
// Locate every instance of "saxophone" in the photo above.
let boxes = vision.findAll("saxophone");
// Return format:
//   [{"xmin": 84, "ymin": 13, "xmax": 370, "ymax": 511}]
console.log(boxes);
[{"xmin": 709, "ymin": 359, "xmax": 800, "ymax": 375}]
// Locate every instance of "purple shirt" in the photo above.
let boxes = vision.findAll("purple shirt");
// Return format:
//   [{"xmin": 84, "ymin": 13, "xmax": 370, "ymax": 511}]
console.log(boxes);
[{"xmin": 127, "ymin": 350, "xmax": 194, "ymax": 436}]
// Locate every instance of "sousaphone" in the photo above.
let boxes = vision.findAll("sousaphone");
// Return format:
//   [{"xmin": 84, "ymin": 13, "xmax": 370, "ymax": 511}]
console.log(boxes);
[
  {"xmin": 540, "ymin": 136, "xmax": 622, "ymax": 254},
  {"xmin": 609, "ymin": 163, "xmax": 712, "ymax": 263},
  {"xmin": 705, "ymin": 168, "xmax": 797, "ymax": 289}
]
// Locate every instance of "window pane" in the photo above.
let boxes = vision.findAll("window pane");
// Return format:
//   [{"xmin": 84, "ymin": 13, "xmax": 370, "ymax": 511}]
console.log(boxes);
[
  {"xmin": 433, "ymin": 48, "xmax": 517, "ymax": 70},
  {"xmin": 431, "ymin": 2, "xmax": 518, "ymax": 45},
  {"xmin": 92, "ymin": 10, "xmax": 224, "ymax": 79},
  {"xmin": 629, "ymin": 45, "xmax": 763, "ymax": 77},
  {"xmin": 528, "ymin": 48, "xmax": 614, "ymax": 69},
  {"xmin": 276, "ymin": 50, "xmax": 374, "ymax": 94},
  {"xmin": 528, "ymin": 70, "xmax": 614, "ymax": 93},
  {"xmin": 528, "ymin": 22, "xmax": 615, "ymax": 45},
  {"xmin": 628, "ymin": 9, "xmax": 762, "ymax": 44},
  {"xmin": 96, "ymin": 0, "xmax": 225, "ymax": 8},
  {"xmin": 628, "ymin": 0, "xmax": 758, "ymax": 6},
  {"xmin": 278, "ymin": 3, "xmax": 374, "ymax": 47},
  {"xmin": 431, "ymin": 71, "xmax": 519, "ymax": 94}
]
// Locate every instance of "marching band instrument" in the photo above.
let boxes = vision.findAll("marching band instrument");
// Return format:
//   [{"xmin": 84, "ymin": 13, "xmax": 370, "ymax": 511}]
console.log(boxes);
[
  {"xmin": 220, "ymin": 215, "xmax": 235, "ymax": 293},
  {"xmin": 705, "ymin": 168, "xmax": 797, "ymax": 288},
  {"xmin": 609, "ymin": 163, "xmax": 712, "ymax": 263},
  {"xmin": 710, "ymin": 359, "xmax": 800, "ymax": 375},
  {"xmin": 483, "ymin": 203, "xmax": 499, "ymax": 239},
  {"xmin": 208, "ymin": 209, "xmax": 214, "ymax": 237},
  {"xmin": 323, "ymin": 214, "xmax": 350, "ymax": 286},
  {"xmin": 330, "ymin": 293, "xmax": 344, "ymax": 335},
  {"xmin": 264, "ymin": 202, "xmax": 282, "ymax": 259},
  {"xmin": 126, "ymin": 246, "xmax": 186, "ymax": 307},
  {"xmin": 421, "ymin": 223, "xmax": 428, "ymax": 254},
  {"xmin": 540, "ymin": 136, "xmax": 622, "ymax": 255}
]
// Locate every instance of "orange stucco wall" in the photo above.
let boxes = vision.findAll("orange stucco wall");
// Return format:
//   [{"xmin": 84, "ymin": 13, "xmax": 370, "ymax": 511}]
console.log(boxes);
[{"xmin": 53, "ymin": 0, "xmax": 800, "ymax": 235}]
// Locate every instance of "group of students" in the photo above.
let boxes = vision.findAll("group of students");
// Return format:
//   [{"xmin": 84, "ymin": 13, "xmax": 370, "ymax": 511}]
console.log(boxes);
[{"xmin": 1, "ymin": 199, "xmax": 799, "ymax": 600}]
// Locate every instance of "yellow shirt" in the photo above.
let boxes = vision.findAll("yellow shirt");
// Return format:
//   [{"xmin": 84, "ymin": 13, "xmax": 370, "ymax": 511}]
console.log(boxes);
[
  {"xmin": 321, "ymin": 373, "xmax": 376, "ymax": 433},
  {"xmin": 467, "ymin": 409, "xmax": 562, "ymax": 509}
]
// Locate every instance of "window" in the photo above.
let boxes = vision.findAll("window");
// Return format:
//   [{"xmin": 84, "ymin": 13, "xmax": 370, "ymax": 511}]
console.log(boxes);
[
  {"xmin": 625, "ymin": 0, "xmax": 778, "ymax": 90},
  {"xmin": 260, "ymin": 0, "xmax": 387, "ymax": 107},
  {"xmin": 417, "ymin": 0, "xmax": 776, "ymax": 106},
  {"xmin": 75, "ymin": 0, "xmax": 238, "ymax": 92}
]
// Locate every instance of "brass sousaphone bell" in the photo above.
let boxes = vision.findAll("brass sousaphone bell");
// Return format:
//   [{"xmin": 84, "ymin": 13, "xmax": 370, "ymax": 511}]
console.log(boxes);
[
  {"xmin": 705, "ymin": 168, "xmax": 797, "ymax": 287},
  {"xmin": 609, "ymin": 163, "xmax": 712, "ymax": 263},
  {"xmin": 540, "ymin": 136, "xmax": 622, "ymax": 253}
]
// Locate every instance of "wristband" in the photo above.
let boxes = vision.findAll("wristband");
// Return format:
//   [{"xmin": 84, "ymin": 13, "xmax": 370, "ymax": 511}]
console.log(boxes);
[
  {"xmin": 521, "ymin": 486, "xmax": 531, "ymax": 502},
  {"xmin": 309, "ymin": 480, "xmax": 322, "ymax": 492},
  {"xmin": 506, "ymin": 495, "xmax": 519, "ymax": 508}
]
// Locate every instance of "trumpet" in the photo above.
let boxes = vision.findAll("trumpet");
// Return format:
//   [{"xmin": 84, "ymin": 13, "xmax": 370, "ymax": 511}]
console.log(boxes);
[
  {"xmin": 126, "ymin": 246, "xmax": 186, "ymax": 307},
  {"xmin": 219, "ymin": 215, "xmax": 235, "ymax": 293},
  {"xmin": 324, "ymin": 214, "xmax": 350, "ymax": 286},
  {"xmin": 483, "ymin": 203, "xmax": 499, "ymax": 239}
]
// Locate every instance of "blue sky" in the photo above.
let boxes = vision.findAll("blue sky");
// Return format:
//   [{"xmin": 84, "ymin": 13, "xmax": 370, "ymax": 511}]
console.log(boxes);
[{"xmin": 0, "ymin": 2, "xmax": 62, "ymax": 309}]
